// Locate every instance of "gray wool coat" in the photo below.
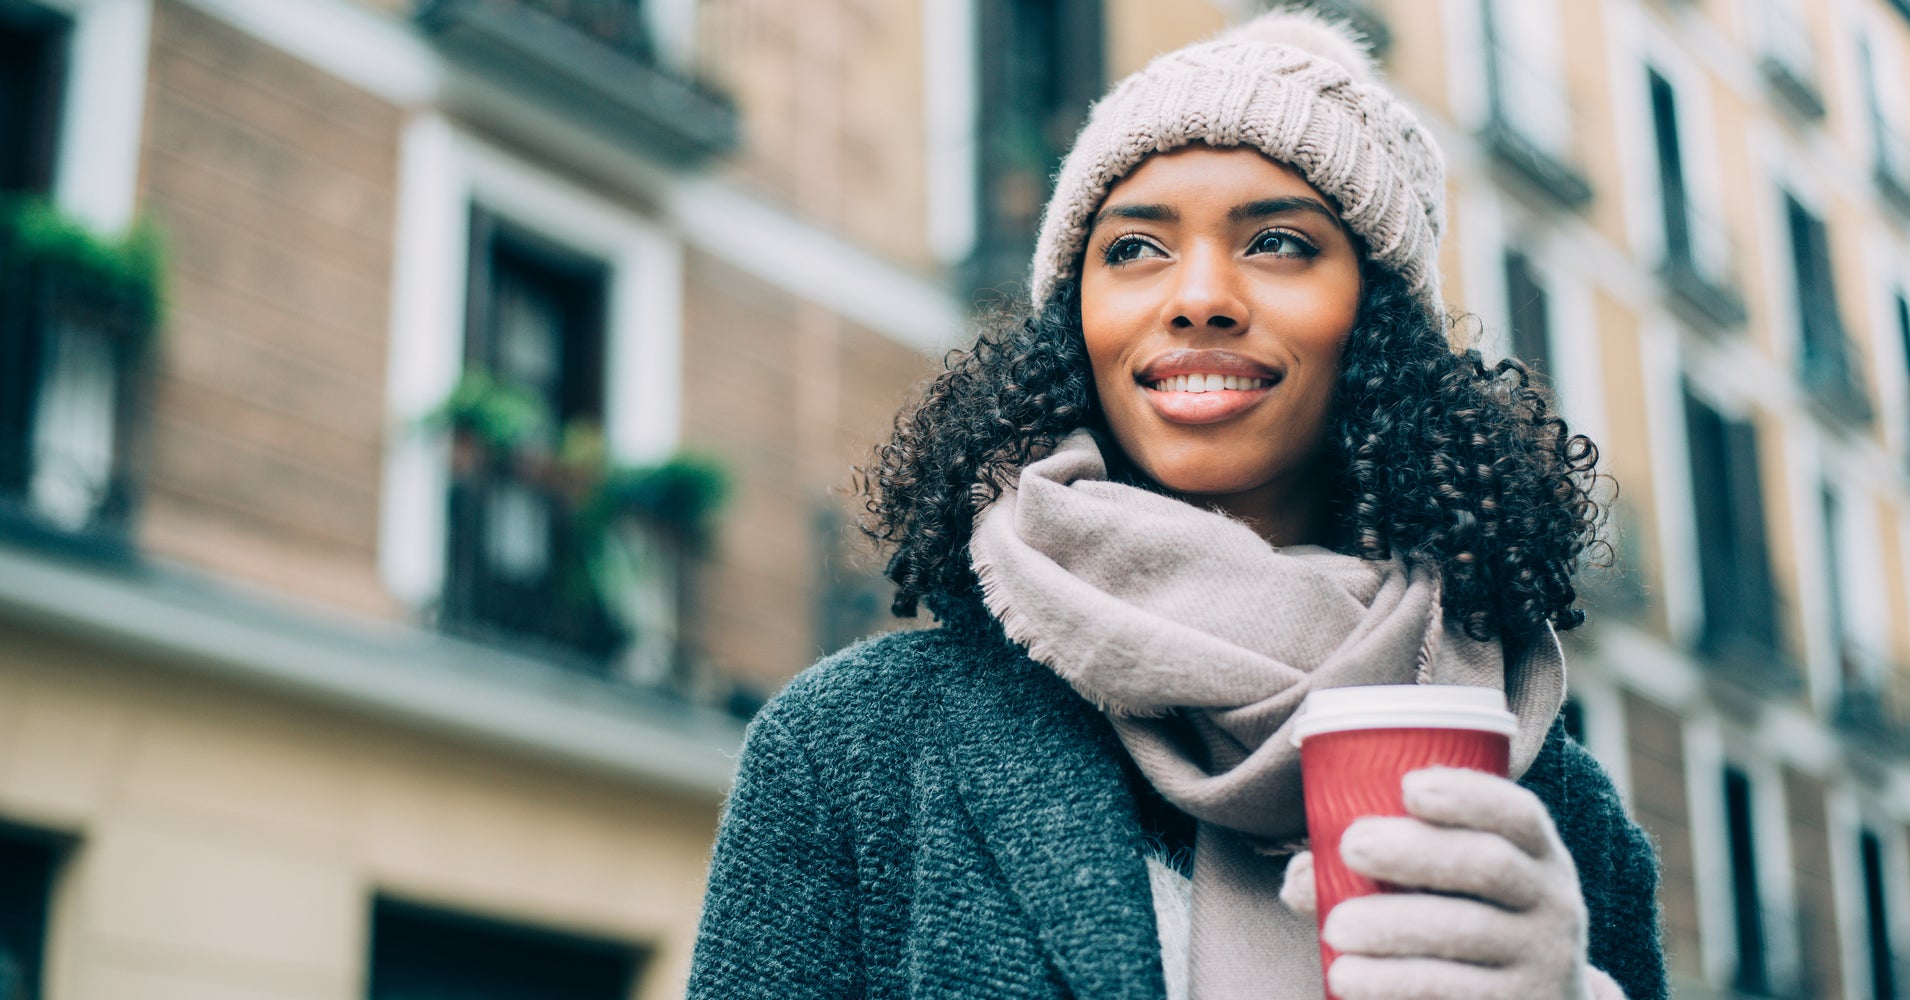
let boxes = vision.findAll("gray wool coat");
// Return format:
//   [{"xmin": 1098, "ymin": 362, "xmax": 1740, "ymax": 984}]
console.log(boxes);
[{"xmin": 687, "ymin": 603, "xmax": 1669, "ymax": 1000}]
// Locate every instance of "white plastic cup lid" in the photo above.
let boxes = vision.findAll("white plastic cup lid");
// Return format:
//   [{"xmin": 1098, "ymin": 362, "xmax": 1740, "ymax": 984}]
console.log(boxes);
[{"xmin": 1291, "ymin": 685, "xmax": 1517, "ymax": 746}]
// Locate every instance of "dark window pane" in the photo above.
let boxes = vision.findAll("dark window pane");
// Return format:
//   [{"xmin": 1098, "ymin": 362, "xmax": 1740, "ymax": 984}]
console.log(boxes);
[
  {"xmin": 969, "ymin": 0, "xmax": 1102, "ymax": 297},
  {"xmin": 1723, "ymin": 767, "xmax": 1768, "ymax": 994},
  {"xmin": 1559, "ymin": 697, "xmax": 1585, "ymax": 744},
  {"xmin": 0, "ymin": 5, "xmax": 68, "ymax": 195},
  {"xmin": 1862, "ymin": 830, "xmax": 1898, "ymax": 1000},
  {"xmin": 1503, "ymin": 250, "xmax": 1551, "ymax": 373},
  {"xmin": 368, "ymin": 899, "xmax": 643, "ymax": 1000},
  {"xmin": 0, "ymin": 832, "xmax": 60, "ymax": 1000},
  {"xmin": 1683, "ymin": 386, "xmax": 1778, "ymax": 655},
  {"xmin": 1647, "ymin": 68, "xmax": 1689, "ymax": 264}
]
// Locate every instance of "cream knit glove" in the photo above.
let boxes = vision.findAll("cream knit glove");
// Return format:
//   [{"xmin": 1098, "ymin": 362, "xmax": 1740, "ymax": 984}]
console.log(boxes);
[{"xmin": 1278, "ymin": 767, "xmax": 1629, "ymax": 1000}]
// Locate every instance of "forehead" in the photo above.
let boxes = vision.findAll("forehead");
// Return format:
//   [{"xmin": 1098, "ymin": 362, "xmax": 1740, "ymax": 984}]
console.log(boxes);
[{"xmin": 1100, "ymin": 145, "xmax": 1328, "ymax": 208}]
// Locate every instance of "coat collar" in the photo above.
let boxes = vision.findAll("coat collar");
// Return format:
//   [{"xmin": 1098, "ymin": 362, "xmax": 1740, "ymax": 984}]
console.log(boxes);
[{"xmin": 930, "ymin": 620, "xmax": 1166, "ymax": 1000}]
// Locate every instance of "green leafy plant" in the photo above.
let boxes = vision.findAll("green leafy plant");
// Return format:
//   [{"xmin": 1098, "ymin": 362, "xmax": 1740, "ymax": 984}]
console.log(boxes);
[
  {"xmin": 0, "ymin": 197, "xmax": 166, "ymax": 329},
  {"xmin": 427, "ymin": 370, "xmax": 551, "ymax": 454},
  {"xmin": 426, "ymin": 371, "xmax": 732, "ymax": 653}
]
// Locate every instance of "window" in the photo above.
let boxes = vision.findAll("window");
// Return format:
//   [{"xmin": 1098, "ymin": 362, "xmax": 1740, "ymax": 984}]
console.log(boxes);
[
  {"xmin": 0, "ymin": 830, "xmax": 60, "ymax": 1000},
  {"xmin": 1478, "ymin": 0, "xmax": 1591, "ymax": 206},
  {"xmin": 0, "ymin": 5, "xmax": 149, "ymax": 554},
  {"xmin": 1899, "ymin": 292, "xmax": 1910, "ymax": 448},
  {"xmin": 1723, "ymin": 767, "xmax": 1770, "ymax": 994},
  {"xmin": 1785, "ymin": 193, "xmax": 1869, "ymax": 424},
  {"xmin": 1647, "ymin": 66, "xmax": 1744, "ymax": 327},
  {"xmin": 1682, "ymin": 386, "xmax": 1781, "ymax": 665},
  {"xmin": 967, "ymin": 0, "xmax": 1102, "ymax": 297},
  {"xmin": 1502, "ymin": 249, "xmax": 1552, "ymax": 374},
  {"xmin": 441, "ymin": 206, "xmax": 623, "ymax": 660},
  {"xmin": 368, "ymin": 899, "xmax": 644, "ymax": 1000},
  {"xmin": 1559, "ymin": 696, "xmax": 1585, "ymax": 744},
  {"xmin": 1861, "ymin": 829, "xmax": 1900, "ymax": 1000},
  {"xmin": 1860, "ymin": 36, "xmax": 1910, "ymax": 218},
  {"xmin": 0, "ymin": 2, "xmax": 66, "ymax": 195}
]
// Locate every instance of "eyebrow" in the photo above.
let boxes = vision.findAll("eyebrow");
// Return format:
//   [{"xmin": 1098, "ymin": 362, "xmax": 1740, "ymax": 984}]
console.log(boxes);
[
  {"xmin": 1092, "ymin": 202, "xmax": 1178, "ymax": 228},
  {"xmin": 1227, "ymin": 196, "xmax": 1339, "ymax": 224},
  {"xmin": 1090, "ymin": 196, "xmax": 1340, "ymax": 231}
]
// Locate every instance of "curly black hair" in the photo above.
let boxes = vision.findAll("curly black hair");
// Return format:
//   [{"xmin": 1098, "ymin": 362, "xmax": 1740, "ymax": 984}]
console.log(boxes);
[{"xmin": 856, "ymin": 260, "xmax": 1606, "ymax": 643}]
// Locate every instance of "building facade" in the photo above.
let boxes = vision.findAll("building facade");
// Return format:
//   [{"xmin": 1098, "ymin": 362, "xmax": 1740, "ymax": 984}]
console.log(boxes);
[{"xmin": 4, "ymin": 0, "xmax": 1910, "ymax": 997}]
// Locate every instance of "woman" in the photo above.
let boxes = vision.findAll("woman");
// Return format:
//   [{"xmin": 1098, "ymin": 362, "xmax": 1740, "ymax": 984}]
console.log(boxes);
[{"xmin": 690, "ymin": 10, "xmax": 1666, "ymax": 1000}]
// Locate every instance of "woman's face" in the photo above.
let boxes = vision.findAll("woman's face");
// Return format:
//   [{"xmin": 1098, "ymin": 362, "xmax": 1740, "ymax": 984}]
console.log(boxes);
[{"xmin": 1079, "ymin": 145, "xmax": 1363, "ymax": 542}]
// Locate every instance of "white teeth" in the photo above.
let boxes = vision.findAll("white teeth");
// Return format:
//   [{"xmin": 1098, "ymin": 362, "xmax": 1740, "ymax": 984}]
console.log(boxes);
[{"xmin": 1148, "ymin": 375, "xmax": 1274, "ymax": 392}]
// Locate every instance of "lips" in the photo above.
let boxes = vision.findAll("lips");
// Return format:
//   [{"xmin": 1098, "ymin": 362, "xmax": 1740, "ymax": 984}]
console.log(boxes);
[{"xmin": 1135, "ymin": 348, "xmax": 1282, "ymax": 425}]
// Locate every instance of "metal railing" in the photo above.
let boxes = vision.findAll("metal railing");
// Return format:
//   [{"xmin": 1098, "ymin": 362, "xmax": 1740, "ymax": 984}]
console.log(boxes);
[
  {"xmin": 1833, "ymin": 675, "xmax": 1910, "ymax": 755},
  {"xmin": 1755, "ymin": 0, "xmax": 1826, "ymax": 119},
  {"xmin": 1481, "ymin": 32, "xmax": 1593, "ymax": 205},
  {"xmin": 1798, "ymin": 325, "xmax": 1874, "ymax": 426},
  {"xmin": 414, "ymin": 0, "xmax": 739, "ymax": 165},
  {"xmin": 0, "ymin": 254, "xmax": 150, "ymax": 558},
  {"xmin": 1660, "ymin": 198, "xmax": 1749, "ymax": 329}
]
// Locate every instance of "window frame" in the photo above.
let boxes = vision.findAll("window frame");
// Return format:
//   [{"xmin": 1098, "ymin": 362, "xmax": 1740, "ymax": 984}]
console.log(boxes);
[{"xmin": 380, "ymin": 119, "xmax": 685, "ymax": 619}]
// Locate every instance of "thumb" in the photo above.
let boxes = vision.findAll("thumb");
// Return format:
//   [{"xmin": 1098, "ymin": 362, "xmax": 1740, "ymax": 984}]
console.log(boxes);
[{"xmin": 1280, "ymin": 849, "xmax": 1317, "ymax": 918}]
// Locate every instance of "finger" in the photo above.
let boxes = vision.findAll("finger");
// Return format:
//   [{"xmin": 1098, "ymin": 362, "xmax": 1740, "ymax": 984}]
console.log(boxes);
[
  {"xmin": 1280, "ymin": 850, "xmax": 1317, "ymax": 918},
  {"xmin": 1327, "ymin": 956, "xmax": 1523, "ymax": 1000},
  {"xmin": 1340, "ymin": 816, "xmax": 1545, "ymax": 909},
  {"xmin": 1321, "ymin": 893, "xmax": 1529, "ymax": 966},
  {"xmin": 1403, "ymin": 767, "xmax": 1556, "ymax": 860}
]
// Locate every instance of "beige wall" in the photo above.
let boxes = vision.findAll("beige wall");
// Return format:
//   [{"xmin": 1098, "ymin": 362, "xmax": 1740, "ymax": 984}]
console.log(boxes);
[{"xmin": 0, "ymin": 620, "xmax": 718, "ymax": 1000}]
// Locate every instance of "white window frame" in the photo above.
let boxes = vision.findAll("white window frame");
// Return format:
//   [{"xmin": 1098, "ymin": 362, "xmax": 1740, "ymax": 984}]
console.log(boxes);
[{"xmin": 379, "ymin": 116, "xmax": 685, "ymax": 610}]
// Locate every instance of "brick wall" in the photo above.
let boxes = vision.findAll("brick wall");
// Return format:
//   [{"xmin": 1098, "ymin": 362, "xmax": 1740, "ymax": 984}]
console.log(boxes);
[{"xmin": 136, "ymin": 0, "xmax": 401, "ymax": 618}]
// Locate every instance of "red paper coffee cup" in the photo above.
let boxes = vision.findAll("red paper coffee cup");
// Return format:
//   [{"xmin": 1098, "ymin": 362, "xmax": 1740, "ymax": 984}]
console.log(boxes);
[{"xmin": 1292, "ymin": 685, "xmax": 1516, "ymax": 999}]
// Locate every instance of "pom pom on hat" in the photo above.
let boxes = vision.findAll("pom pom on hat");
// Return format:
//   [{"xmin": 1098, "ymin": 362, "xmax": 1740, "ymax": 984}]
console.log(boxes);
[{"xmin": 1220, "ymin": 6, "xmax": 1377, "ymax": 85}]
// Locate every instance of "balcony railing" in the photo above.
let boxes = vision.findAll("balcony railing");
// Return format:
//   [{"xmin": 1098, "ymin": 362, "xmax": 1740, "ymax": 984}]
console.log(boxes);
[
  {"xmin": 1798, "ymin": 325, "xmax": 1874, "ymax": 426},
  {"xmin": 416, "ymin": 0, "xmax": 739, "ymax": 165},
  {"xmin": 0, "ymin": 215, "xmax": 155, "ymax": 560},
  {"xmin": 1876, "ymin": 120, "xmax": 1910, "ymax": 220},
  {"xmin": 1755, "ymin": 0, "xmax": 1826, "ymax": 121},
  {"xmin": 1834, "ymin": 678, "xmax": 1910, "ymax": 756},
  {"xmin": 1659, "ymin": 200, "xmax": 1749, "ymax": 330},
  {"xmin": 1480, "ymin": 28, "xmax": 1593, "ymax": 207}
]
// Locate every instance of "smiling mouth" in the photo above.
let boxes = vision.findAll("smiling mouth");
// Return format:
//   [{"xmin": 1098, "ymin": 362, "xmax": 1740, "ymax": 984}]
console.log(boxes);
[{"xmin": 1145, "ymin": 374, "xmax": 1278, "ymax": 393}]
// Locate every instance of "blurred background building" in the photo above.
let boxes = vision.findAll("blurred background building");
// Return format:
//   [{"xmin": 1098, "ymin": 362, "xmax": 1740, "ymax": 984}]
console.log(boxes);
[{"xmin": 0, "ymin": 0, "xmax": 1908, "ymax": 997}]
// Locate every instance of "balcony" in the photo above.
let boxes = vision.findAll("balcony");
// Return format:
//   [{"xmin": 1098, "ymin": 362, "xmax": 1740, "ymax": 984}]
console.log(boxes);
[
  {"xmin": 1876, "ymin": 121, "xmax": 1910, "ymax": 221},
  {"xmin": 1480, "ymin": 32, "xmax": 1593, "ymax": 208},
  {"xmin": 1833, "ymin": 679, "xmax": 1910, "ymax": 757},
  {"xmin": 1798, "ymin": 325, "xmax": 1873, "ymax": 426},
  {"xmin": 1658, "ymin": 201, "xmax": 1748, "ymax": 330},
  {"xmin": 0, "ymin": 202, "xmax": 157, "ymax": 561},
  {"xmin": 415, "ymin": 0, "xmax": 739, "ymax": 166},
  {"xmin": 1754, "ymin": 0, "xmax": 1826, "ymax": 121}
]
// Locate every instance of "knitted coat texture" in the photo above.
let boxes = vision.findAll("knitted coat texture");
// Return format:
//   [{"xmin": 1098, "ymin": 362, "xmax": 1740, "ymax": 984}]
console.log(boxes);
[{"xmin": 688, "ymin": 607, "xmax": 1669, "ymax": 999}]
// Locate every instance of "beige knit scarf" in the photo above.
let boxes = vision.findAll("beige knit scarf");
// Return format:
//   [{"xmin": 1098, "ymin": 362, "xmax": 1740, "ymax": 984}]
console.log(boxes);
[{"xmin": 969, "ymin": 429, "xmax": 1565, "ymax": 999}]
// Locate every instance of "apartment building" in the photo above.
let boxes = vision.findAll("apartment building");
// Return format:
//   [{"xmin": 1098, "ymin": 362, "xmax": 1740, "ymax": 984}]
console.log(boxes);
[
  {"xmin": 4, "ymin": 0, "xmax": 1910, "ymax": 998},
  {"xmin": 0, "ymin": 0, "xmax": 960, "ymax": 995},
  {"xmin": 1347, "ymin": 0, "xmax": 1910, "ymax": 995}
]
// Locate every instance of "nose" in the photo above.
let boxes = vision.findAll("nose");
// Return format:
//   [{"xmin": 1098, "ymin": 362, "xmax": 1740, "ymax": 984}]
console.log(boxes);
[{"xmin": 1160, "ymin": 241, "xmax": 1247, "ymax": 333}]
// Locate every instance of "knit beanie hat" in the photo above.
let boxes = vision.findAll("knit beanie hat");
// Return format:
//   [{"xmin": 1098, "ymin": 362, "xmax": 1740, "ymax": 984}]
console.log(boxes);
[{"xmin": 1029, "ymin": 7, "xmax": 1447, "ymax": 314}]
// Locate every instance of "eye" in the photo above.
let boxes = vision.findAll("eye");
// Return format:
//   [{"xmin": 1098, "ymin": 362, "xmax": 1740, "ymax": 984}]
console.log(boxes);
[
  {"xmin": 1247, "ymin": 229, "xmax": 1319, "ymax": 258},
  {"xmin": 1102, "ymin": 234, "xmax": 1165, "ymax": 265}
]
